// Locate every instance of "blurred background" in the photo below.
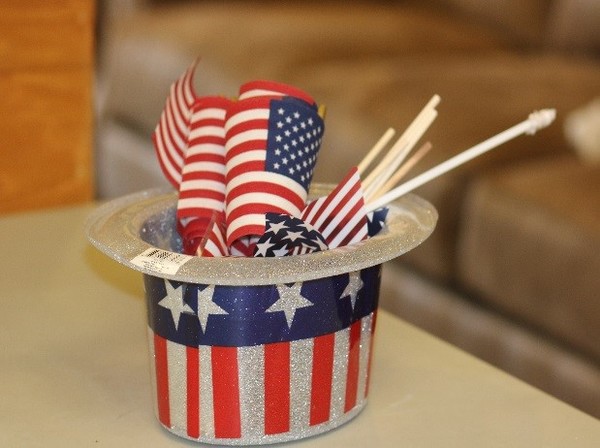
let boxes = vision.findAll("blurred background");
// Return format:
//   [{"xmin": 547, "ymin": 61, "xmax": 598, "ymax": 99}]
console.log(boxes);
[{"xmin": 2, "ymin": 0, "xmax": 599, "ymax": 418}]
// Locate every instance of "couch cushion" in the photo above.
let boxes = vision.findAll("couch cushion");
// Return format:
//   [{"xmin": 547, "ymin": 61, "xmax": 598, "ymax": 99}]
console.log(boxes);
[
  {"xmin": 100, "ymin": 1, "xmax": 505, "ymax": 135},
  {"xmin": 457, "ymin": 155, "xmax": 600, "ymax": 361},
  {"xmin": 433, "ymin": 0, "xmax": 555, "ymax": 46},
  {"xmin": 332, "ymin": 54, "xmax": 600, "ymax": 280}
]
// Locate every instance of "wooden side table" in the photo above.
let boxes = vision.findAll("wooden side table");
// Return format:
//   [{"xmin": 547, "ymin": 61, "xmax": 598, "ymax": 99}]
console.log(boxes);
[{"xmin": 0, "ymin": 0, "xmax": 95, "ymax": 213}]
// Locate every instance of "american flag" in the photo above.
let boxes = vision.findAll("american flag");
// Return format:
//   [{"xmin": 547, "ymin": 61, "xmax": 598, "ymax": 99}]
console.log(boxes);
[
  {"xmin": 301, "ymin": 167, "xmax": 369, "ymax": 249},
  {"xmin": 144, "ymin": 264, "xmax": 380, "ymax": 443},
  {"xmin": 224, "ymin": 96, "xmax": 324, "ymax": 246},
  {"xmin": 253, "ymin": 212, "xmax": 328, "ymax": 257},
  {"xmin": 152, "ymin": 61, "xmax": 198, "ymax": 188},
  {"xmin": 177, "ymin": 96, "xmax": 231, "ymax": 255},
  {"xmin": 238, "ymin": 80, "xmax": 317, "ymax": 106}
]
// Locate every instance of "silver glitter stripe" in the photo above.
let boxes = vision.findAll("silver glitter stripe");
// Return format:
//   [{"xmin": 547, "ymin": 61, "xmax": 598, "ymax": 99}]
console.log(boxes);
[
  {"xmin": 167, "ymin": 339, "xmax": 187, "ymax": 433},
  {"xmin": 199, "ymin": 345, "xmax": 215, "ymax": 439},
  {"xmin": 238, "ymin": 345, "xmax": 265, "ymax": 438},
  {"xmin": 290, "ymin": 337, "xmax": 313, "ymax": 431},
  {"xmin": 147, "ymin": 327, "xmax": 158, "ymax": 419},
  {"xmin": 330, "ymin": 326, "xmax": 350, "ymax": 420},
  {"xmin": 357, "ymin": 314, "xmax": 373, "ymax": 406}
]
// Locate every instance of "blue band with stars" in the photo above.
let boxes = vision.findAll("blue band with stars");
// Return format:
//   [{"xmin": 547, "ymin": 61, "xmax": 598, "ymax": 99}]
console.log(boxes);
[{"xmin": 144, "ymin": 265, "xmax": 381, "ymax": 348}]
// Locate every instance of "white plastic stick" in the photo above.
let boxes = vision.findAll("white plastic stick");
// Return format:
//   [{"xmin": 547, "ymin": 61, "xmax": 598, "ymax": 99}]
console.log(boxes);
[
  {"xmin": 366, "ymin": 109, "xmax": 556, "ymax": 212},
  {"xmin": 357, "ymin": 128, "xmax": 396, "ymax": 175},
  {"xmin": 362, "ymin": 94, "xmax": 440, "ymax": 189}
]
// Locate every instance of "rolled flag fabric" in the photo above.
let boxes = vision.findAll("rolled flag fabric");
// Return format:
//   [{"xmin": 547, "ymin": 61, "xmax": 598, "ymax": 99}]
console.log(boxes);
[
  {"xmin": 179, "ymin": 211, "xmax": 229, "ymax": 257},
  {"xmin": 177, "ymin": 96, "xmax": 231, "ymax": 255},
  {"xmin": 238, "ymin": 80, "xmax": 317, "ymax": 105},
  {"xmin": 224, "ymin": 93, "xmax": 325, "ymax": 246},
  {"xmin": 301, "ymin": 167, "xmax": 369, "ymax": 249},
  {"xmin": 153, "ymin": 60, "xmax": 199, "ymax": 188},
  {"xmin": 253, "ymin": 213, "xmax": 328, "ymax": 257}
]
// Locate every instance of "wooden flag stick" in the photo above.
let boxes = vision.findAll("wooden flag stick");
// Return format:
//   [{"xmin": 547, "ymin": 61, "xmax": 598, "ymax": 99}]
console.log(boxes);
[
  {"xmin": 369, "ymin": 141, "xmax": 433, "ymax": 202},
  {"xmin": 364, "ymin": 108, "xmax": 437, "ymax": 200},
  {"xmin": 366, "ymin": 109, "xmax": 556, "ymax": 212},
  {"xmin": 357, "ymin": 127, "xmax": 396, "ymax": 175},
  {"xmin": 362, "ymin": 94, "xmax": 440, "ymax": 190}
]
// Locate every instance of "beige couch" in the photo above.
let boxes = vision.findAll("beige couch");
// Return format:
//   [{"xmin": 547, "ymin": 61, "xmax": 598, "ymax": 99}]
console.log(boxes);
[{"xmin": 96, "ymin": 0, "xmax": 600, "ymax": 417}]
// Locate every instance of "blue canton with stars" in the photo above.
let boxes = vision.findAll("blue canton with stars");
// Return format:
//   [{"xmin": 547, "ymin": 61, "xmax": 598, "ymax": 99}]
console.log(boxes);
[
  {"xmin": 253, "ymin": 213, "xmax": 328, "ymax": 257},
  {"xmin": 367, "ymin": 207, "xmax": 389, "ymax": 237},
  {"xmin": 265, "ymin": 97, "xmax": 324, "ymax": 191},
  {"xmin": 144, "ymin": 265, "xmax": 380, "ymax": 348}
]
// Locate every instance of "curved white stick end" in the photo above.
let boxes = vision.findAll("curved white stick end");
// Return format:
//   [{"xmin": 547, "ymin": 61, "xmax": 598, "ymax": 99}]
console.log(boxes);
[{"xmin": 527, "ymin": 108, "xmax": 556, "ymax": 135}]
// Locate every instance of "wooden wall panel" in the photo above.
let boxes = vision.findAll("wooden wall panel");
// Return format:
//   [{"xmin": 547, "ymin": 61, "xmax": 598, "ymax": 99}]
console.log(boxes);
[{"xmin": 0, "ymin": 1, "xmax": 95, "ymax": 214}]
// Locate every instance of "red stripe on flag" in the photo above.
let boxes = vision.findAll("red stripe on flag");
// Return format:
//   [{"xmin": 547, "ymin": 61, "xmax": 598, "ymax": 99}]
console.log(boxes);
[
  {"xmin": 264, "ymin": 342, "xmax": 291, "ymax": 435},
  {"xmin": 153, "ymin": 334, "xmax": 171, "ymax": 428},
  {"xmin": 303, "ymin": 168, "xmax": 357, "ymax": 224},
  {"xmin": 225, "ymin": 160, "xmax": 266, "ymax": 181},
  {"xmin": 335, "ymin": 199, "xmax": 368, "ymax": 248},
  {"xmin": 186, "ymin": 346, "xmax": 200, "ymax": 438},
  {"xmin": 211, "ymin": 346, "xmax": 241, "ymax": 438},
  {"xmin": 310, "ymin": 333, "xmax": 334, "ymax": 426},
  {"xmin": 344, "ymin": 320, "xmax": 362, "ymax": 412},
  {"xmin": 239, "ymin": 80, "xmax": 316, "ymax": 106}
]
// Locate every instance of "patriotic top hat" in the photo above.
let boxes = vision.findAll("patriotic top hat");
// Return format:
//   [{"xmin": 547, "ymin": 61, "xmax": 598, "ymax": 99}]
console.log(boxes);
[{"xmin": 86, "ymin": 187, "xmax": 437, "ymax": 445}]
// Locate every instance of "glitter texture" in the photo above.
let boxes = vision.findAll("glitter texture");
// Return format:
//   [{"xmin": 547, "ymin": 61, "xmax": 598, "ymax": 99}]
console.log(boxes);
[
  {"xmin": 87, "ymin": 185, "xmax": 437, "ymax": 445},
  {"xmin": 86, "ymin": 185, "xmax": 437, "ymax": 286}
]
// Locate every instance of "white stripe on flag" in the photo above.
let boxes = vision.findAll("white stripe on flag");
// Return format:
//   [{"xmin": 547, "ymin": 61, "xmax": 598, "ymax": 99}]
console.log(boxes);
[
  {"xmin": 185, "ymin": 143, "xmax": 225, "ymax": 158},
  {"xmin": 189, "ymin": 126, "xmax": 226, "ymax": 140},
  {"xmin": 181, "ymin": 162, "xmax": 226, "ymax": 177},
  {"xmin": 226, "ymin": 171, "xmax": 307, "ymax": 200},
  {"xmin": 193, "ymin": 107, "xmax": 227, "ymax": 121},
  {"xmin": 225, "ymin": 150, "xmax": 267, "ymax": 172},
  {"xmin": 155, "ymin": 117, "xmax": 183, "ymax": 184},
  {"xmin": 166, "ymin": 94, "xmax": 187, "ymax": 153},
  {"xmin": 309, "ymin": 175, "xmax": 357, "ymax": 229},
  {"xmin": 225, "ymin": 108, "xmax": 270, "ymax": 132},
  {"xmin": 238, "ymin": 345, "xmax": 265, "ymax": 438},
  {"xmin": 290, "ymin": 338, "xmax": 313, "ymax": 431},
  {"xmin": 238, "ymin": 89, "xmax": 285, "ymax": 100},
  {"xmin": 179, "ymin": 179, "xmax": 225, "ymax": 193},
  {"xmin": 227, "ymin": 192, "xmax": 302, "ymax": 218},
  {"xmin": 225, "ymin": 213, "xmax": 267, "ymax": 242},
  {"xmin": 322, "ymin": 188, "xmax": 363, "ymax": 239},
  {"xmin": 177, "ymin": 198, "xmax": 225, "ymax": 214},
  {"xmin": 226, "ymin": 129, "xmax": 269, "ymax": 152}
]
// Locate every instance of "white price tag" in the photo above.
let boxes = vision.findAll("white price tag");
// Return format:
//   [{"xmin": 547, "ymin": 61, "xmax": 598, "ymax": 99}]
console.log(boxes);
[{"xmin": 130, "ymin": 248, "xmax": 193, "ymax": 275}]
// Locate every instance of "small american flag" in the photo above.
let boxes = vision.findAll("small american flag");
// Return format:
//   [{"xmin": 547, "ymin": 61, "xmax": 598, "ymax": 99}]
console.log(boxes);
[
  {"xmin": 152, "ymin": 61, "xmax": 198, "ymax": 188},
  {"xmin": 144, "ymin": 264, "xmax": 379, "ymax": 443},
  {"xmin": 301, "ymin": 167, "xmax": 369, "ymax": 249},
  {"xmin": 239, "ymin": 80, "xmax": 317, "ymax": 106},
  {"xmin": 253, "ymin": 213, "xmax": 328, "ymax": 257},
  {"xmin": 224, "ymin": 96, "xmax": 324, "ymax": 246},
  {"xmin": 177, "ymin": 96, "xmax": 231, "ymax": 255}
]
